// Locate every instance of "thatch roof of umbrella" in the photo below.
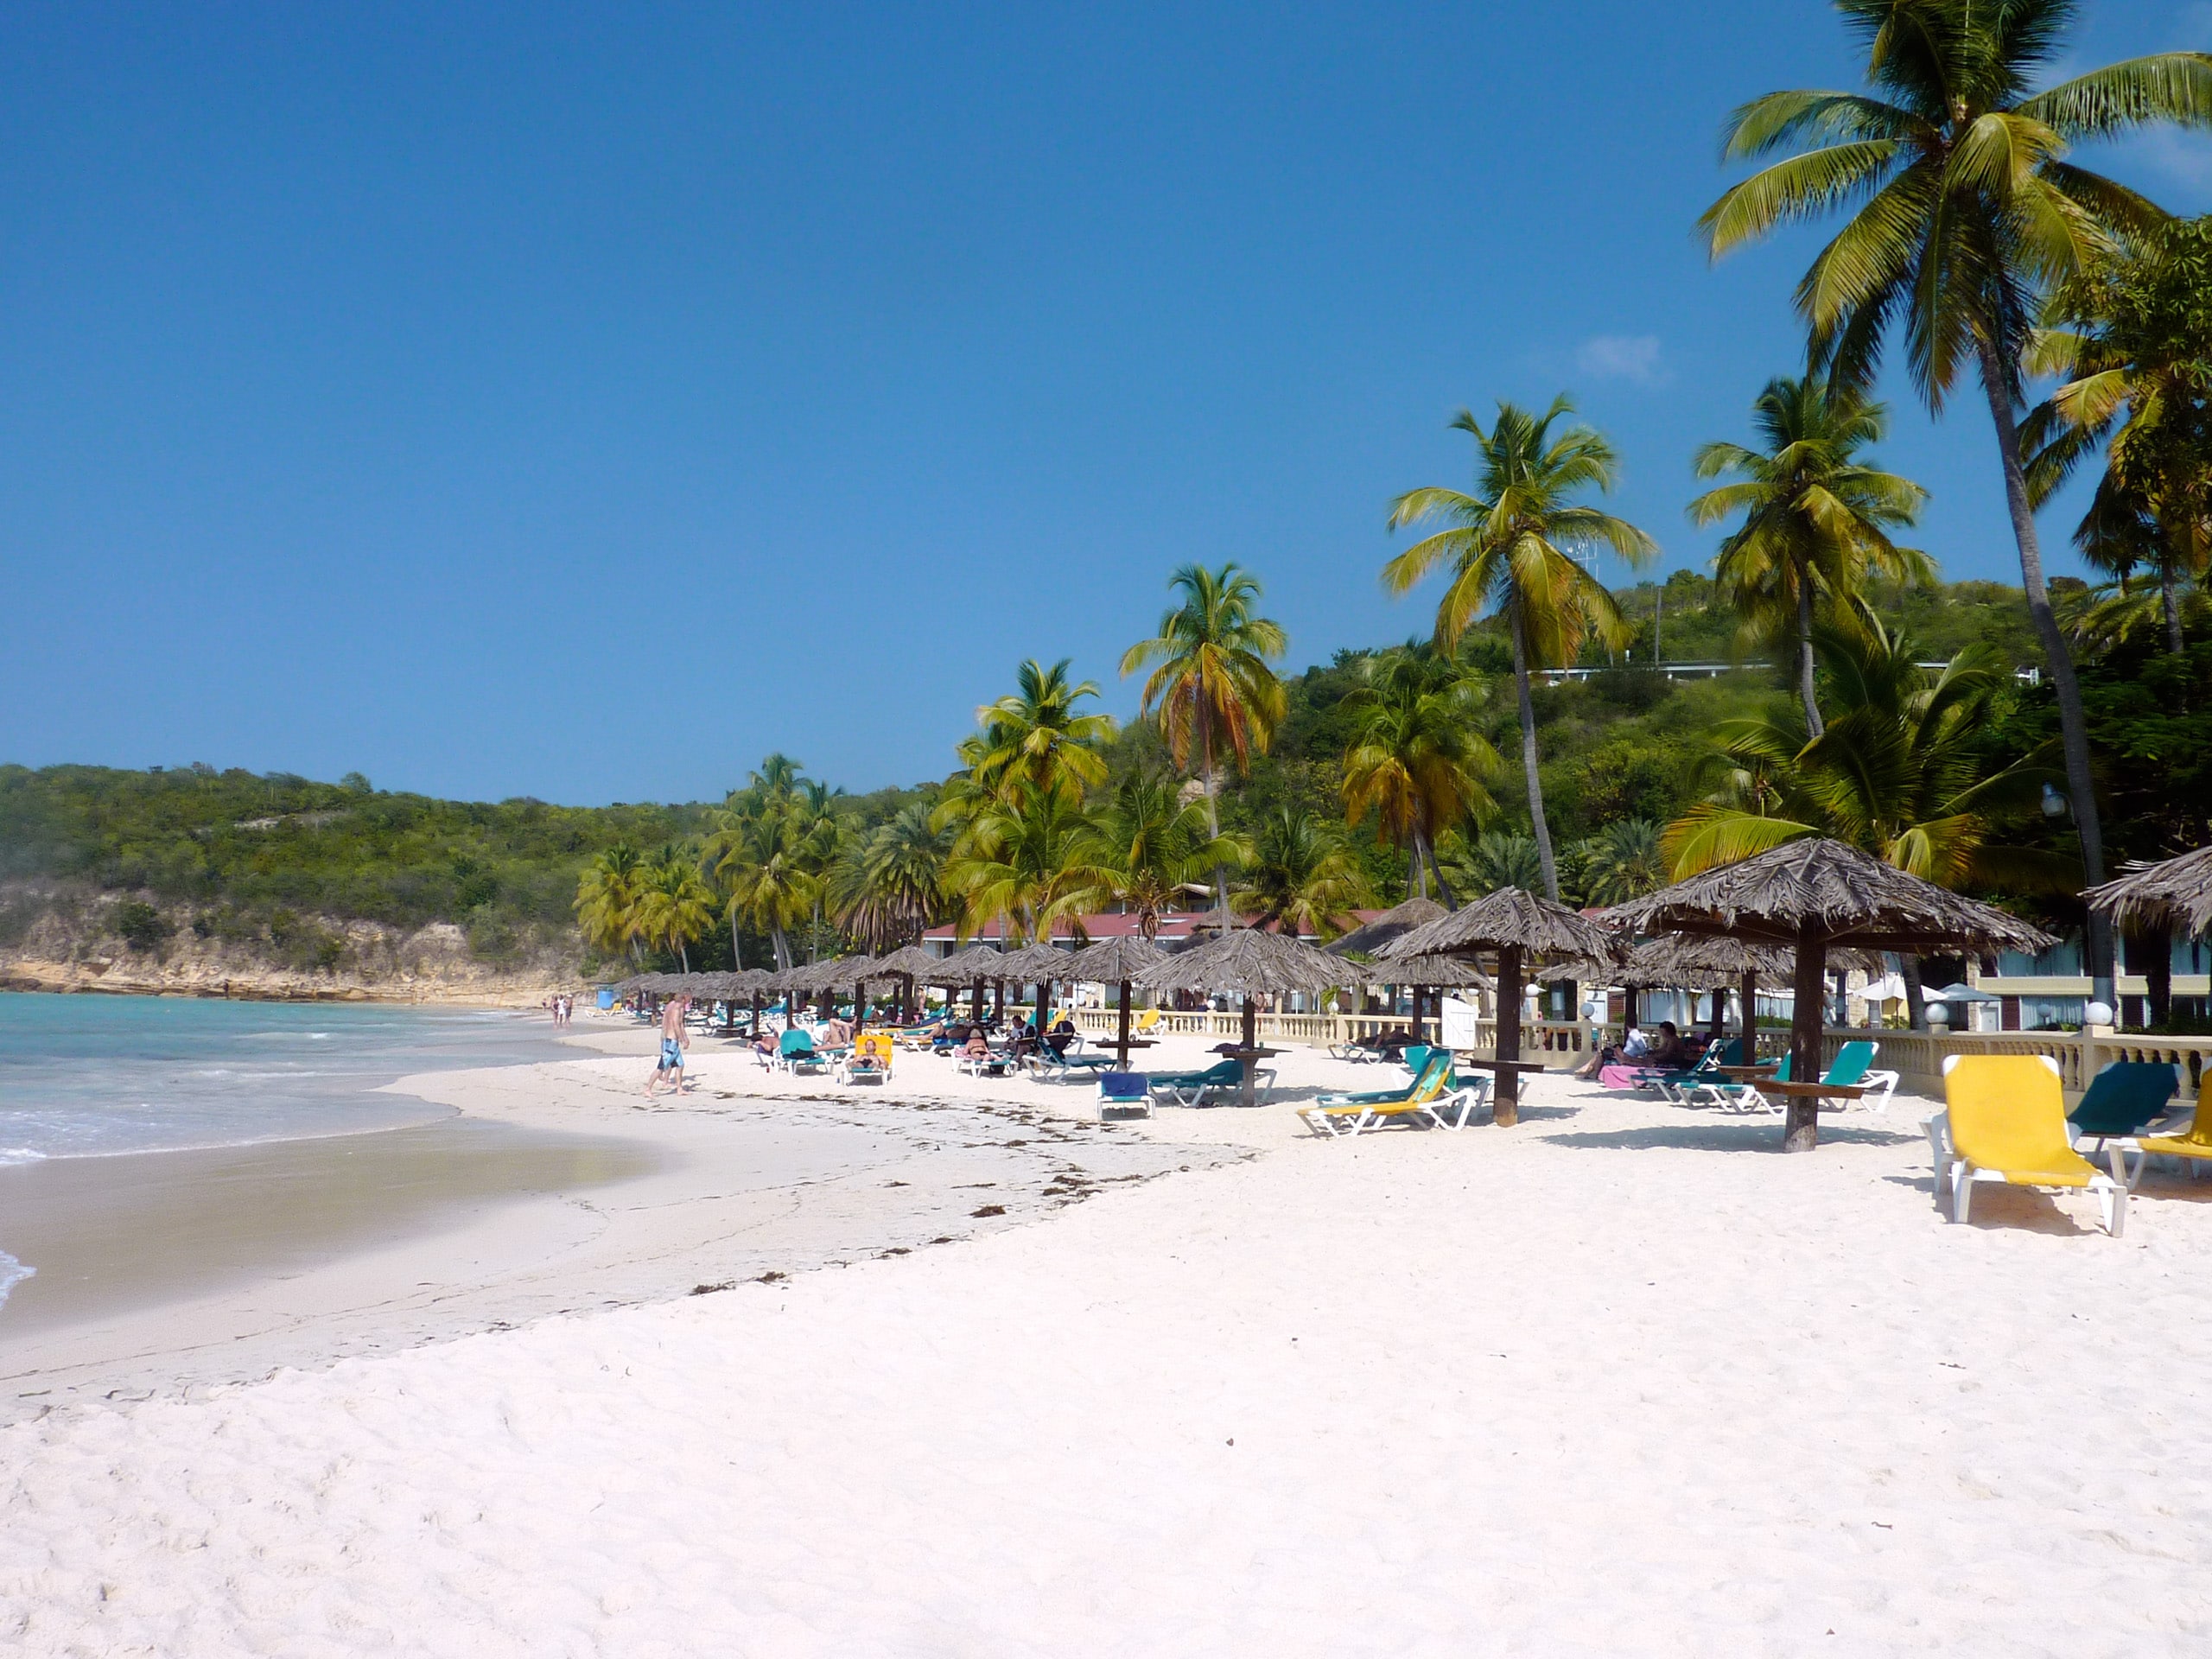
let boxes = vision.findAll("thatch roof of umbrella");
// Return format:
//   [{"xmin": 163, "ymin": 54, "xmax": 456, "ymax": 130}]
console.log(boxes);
[
  {"xmin": 871, "ymin": 944, "xmax": 939, "ymax": 979},
  {"xmin": 923, "ymin": 943, "xmax": 1005, "ymax": 987},
  {"xmin": 813, "ymin": 953, "xmax": 880, "ymax": 988},
  {"xmin": 1133, "ymin": 926, "xmax": 1351, "ymax": 997},
  {"xmin": 1600, "ymin": 838, "xmax": 2054, "ymax": 952},
  {"xmin": 1376, "ymin": 887, "xmax": 1616, "ymax": 963},
  {"xmin": 1370, "ymin": 951, "xmax": 1494, "ymax": 990},
  {"xmin": 1540, "ymin": 935, "xmax": 1880, "ymax": 985},
  {"xmin": 761, "ymin": 961, "xmax": 817, "ymax": 994},
  {"xmin": 2085, "ymin": 847, "xmax": 2212, "ymax": 941},
  {"xmin": 994, "ymin": 941, "xmax": 1077, "ymax": 982},
  {"xmin": 1327, "ymin": 895, "xmax": 1449, "ymax": 958},
  {"xmin": 1059, "ymin": 934, "xmax": 1167, "ymax": 982}
]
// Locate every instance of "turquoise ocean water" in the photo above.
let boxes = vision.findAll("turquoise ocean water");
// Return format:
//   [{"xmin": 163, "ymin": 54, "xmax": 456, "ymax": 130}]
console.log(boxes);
[{"xmin": 0, "ymin": 993, "xmax": 573, "ymax": 1309}]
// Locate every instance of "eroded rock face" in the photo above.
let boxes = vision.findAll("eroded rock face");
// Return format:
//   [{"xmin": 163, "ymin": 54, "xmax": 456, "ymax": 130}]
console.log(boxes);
[{"xmin": 0, "ymin": 888, "xmax": 582, "ymax": 1004}]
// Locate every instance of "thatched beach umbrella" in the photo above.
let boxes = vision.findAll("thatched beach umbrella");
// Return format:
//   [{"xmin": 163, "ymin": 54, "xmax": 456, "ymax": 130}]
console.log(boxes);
[
  {"xmin": 927, "ymin": 943, "xmax": 1005, "ymax": 1023},
  {"xmin": 1135, "ymin": 928, "xmax": 1349, "ymax": 1106},
  {"xmin": 1061, "ymin": 935, "xmax": 1168, "ymax": 1066},
  {"xmin": 1605, "ymin": 838, "xmax": 2052, "ymax": 1152},
  {"xmin": 1377, "ymin": 887, "xmax": 1615, "ymax": 1124},
  {"xmin": 994, "ymin": 940, "xmax": 1076, "ymax": 1036},
  {"xmin": 872, "ymin": 943, "xmax": 938, "ymax": 1024},
  {"xmin": 2085, "ymin": 847, "xmax": 2212, "ymax": 940},
  {"xmin": 1327, "ymin": 895, "xmax": 1449, "ymax": 959}
]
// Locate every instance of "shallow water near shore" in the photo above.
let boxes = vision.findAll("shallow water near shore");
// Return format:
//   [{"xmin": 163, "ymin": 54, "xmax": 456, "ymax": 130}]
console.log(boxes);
[{"xmin": 0, "ymin": 991, "xmax": 574, "ymax": 1165}]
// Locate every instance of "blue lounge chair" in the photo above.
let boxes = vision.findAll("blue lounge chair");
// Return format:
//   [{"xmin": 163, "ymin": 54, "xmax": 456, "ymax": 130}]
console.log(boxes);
[
  {"xmin": 1097, "ymin": 1071, "xmax": 1153, "ymax": 1120},
  {"xmin": 2069, "ymin": 1061, "xmax": 2182, "ymax": 1152}
]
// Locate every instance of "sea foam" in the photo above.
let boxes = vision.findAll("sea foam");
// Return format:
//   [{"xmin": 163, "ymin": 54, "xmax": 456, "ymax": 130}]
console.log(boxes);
[{"xmin": 0, "ymin": 1251, "xmax": 35, "ymax": 1313}]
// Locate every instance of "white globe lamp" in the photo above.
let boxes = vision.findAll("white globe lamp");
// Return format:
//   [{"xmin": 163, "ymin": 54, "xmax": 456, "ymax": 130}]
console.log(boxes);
[
  {"xmin": 2085, "ymin": 1001, "xmax": 2115, "ymax": 1028},
  {"xmin": 1925, "ymin": 1001, "xmax": 1949, "ymax": 1028}
]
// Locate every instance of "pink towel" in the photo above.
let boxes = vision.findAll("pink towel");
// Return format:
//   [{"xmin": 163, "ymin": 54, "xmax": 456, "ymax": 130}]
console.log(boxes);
[{"xmin": 1598, "ymin": 1063, "xmax": 1648, "ymax": 1090}]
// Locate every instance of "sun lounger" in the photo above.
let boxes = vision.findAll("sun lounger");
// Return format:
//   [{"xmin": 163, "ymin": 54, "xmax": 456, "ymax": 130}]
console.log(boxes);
[
  {"xmin": 1147, "ymin": 1058, "xmax": 1265, "ymax": 1107},
  {"xmin": 1927, "ymin": 1054, "xmax": 2127, "ymax": 1236},
  {"xmin": 1130, "ymin": 1008, "xmax": 1163, "ymax": 1036},
  {"xmin": 1026, "ymin": 1047, "xmax": 1114, "ymax": 1083},
  {"xmin": 1096, "ymin": 1071, "xmax": 1153, "ymax": 1121},
  {"xmin": 2067, "ymin": 1060, "xmax": 2182, "ymax": 1152},
  {"xmin": 1689, "ymin": 1041, "xmax": 1895, "ymax": 1115},
  {"xmin": 778, "ymin": 1028, "xmax": 825, "ymax": 1076},
  {"xmin": 1648, "ymin": 1039, "xmax": 1745, "ymax": 1103},
  {"xmin": 1300, "ymin": 1052, "xmax": 1482, "ymax": 1137},
  {"xmin": 957, "ymin": 1049, "xmax": 1013, "ymax": 1077},
  {"xmin": 2119, "ymin": 1074, "xmax": 2212, "ymax": 1187},
  {"xmin": 1326, "ymin": 1032, "xmax": 1397, "ymax": 1064},
  {"xmin": 836, "ymin": 1031, "xmax": 894, "ymax": 1085}
]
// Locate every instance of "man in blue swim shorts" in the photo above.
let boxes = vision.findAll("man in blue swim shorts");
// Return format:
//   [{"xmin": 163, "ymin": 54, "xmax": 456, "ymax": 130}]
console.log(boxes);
[{"xmin": 646, "ymin": 994, "xmax": 690, "ymax": 1097}]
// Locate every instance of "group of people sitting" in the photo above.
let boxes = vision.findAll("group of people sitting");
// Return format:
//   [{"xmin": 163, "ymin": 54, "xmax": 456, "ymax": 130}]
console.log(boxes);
[
  {"xmin": 1574, "ymin": 1021, "xmax": 1704, "ymax": 1089},
  {"xmin": 931, "ymin": 1014, "xmax": 1081, "ymax": 1064}
]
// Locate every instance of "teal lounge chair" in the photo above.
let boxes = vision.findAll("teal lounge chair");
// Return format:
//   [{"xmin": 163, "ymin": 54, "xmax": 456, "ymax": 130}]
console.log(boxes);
[
  {"xmin": 778, "ymin": 1027, "xmax": 825, "ymax": 1075},
  {"xmin": 1649, "ymin": 1039, "xmax": 1744, "ymax": 1103},
  {"xmin": 2069, "ymin": 1061, "xmax": 2182, "ymax": 1152},
  {"xmin": 1689, "ymin": 1040, "xmax": 1897, "ymax": 1115},
  {"xmin": 1148, "ymin": 1058, "xmax": 1262, "ymax": 1108}
]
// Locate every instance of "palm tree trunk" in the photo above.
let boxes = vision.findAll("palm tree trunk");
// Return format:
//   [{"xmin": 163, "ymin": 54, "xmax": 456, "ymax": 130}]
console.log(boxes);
[
  {"xmin": 1410, "ymin": 830, "xmax": 1430, "ymax": 902},
  {"xmin": 1426, "ymin": 839, "xmax": 1458, "ymax": 909},
  {"xmin": 1198, "ymin": 702, "xmax": 1230, "ymax": 925},
  {"xmin": 1509, "ymin": 600, "xmax": 1560, "ymax": 901},
  {"xmin": 729, "ymin": 906, "xmax": 744, "ymax": 970},
  {"xmin": 2162, "ymin": 559, "xmax": 2184, "ymax": 656},
  {"xmin": 1975, "ymin": 337, "xmax": 2113, "ymax": 1011},
  {"xmin": 771, "ymin": 925, "xmax": 791, "ymax": 974},
  {"xmin": 678, "ymin": 941, "xmax": 690, "ymax": 974},
  {"xmin": 1797, "ymin": 582, "xmax": 1825, "ymax": 738}
]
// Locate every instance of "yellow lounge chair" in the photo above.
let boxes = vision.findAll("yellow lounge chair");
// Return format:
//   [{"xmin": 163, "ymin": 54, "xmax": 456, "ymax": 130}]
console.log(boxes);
[
  {"xmin": 2121, "ymin": 1074, "xmax": 2212, "ymax": 1189},
  {"xmin": 1298, "ymin": 1052, "xmax": 1481, "ymax": 1138},
  {"xmin": 1927, "ymin": 1054, "xmax": 2128, "ymax": 1236},
  {"xmin": 836, "ymin": 1030, "xmax": 895, "ymax": 1085},
  {"xmin": 1130, "ymin": 1007, "xmax": 1163, "ymax": 1036}
]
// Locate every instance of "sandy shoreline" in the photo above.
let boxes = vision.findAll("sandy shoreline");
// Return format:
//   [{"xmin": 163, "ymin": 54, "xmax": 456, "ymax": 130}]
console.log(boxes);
[
  {"xmin": 0, "ymin": 1018, "xmax": 1230, "ymax": 1421},
  {"xmin": 6, "ymin": 1025, "xmax": 2212, "ymax": 1651}
]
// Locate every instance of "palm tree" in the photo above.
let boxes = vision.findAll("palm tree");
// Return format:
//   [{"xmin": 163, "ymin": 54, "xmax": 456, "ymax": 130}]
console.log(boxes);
[
  {"xmin": 1665, "ymin": 618, "xmax": 2056, "ymax": 883},
  {"xmin": 635, "ymin": 847, "xmax": 716, "ymax": 973},
  {"xmin": 828, "ymin": 803, "xmax": 951, "ymax": 951},
  {"xmin": 574, "ymin": 842, "xmax": 645, "ymax": 967},
  {"xmin": 971, "ymin": 659, "xmax": 1115, "ymax": 803},
  {"xmin": 714, "ymin": 808, "xmax": 817, "ymax": 972},
  {"xmin": 1120, "ymin": 563, "xmax": 1287, "ymax": 922},
  {"xmin": 1577, "ymin": 818, "xmax": 1669, "ymax": 906},
  {"xmin": 1385, "ymin": 397, "xmax": 1657, "ymax": 901},
  {"xmin": 944, "ymin": 787, "xmax": 1093, "ymax": 949},
  {"xmin": 1067, "ymin": 770, "xmax": 1243, "ymax": 939},
  {"xmin": 1690, "ymin": 375, "xmax": 1931, "ymax": 734},
  {"xmin": 1446, "ymin": 830, "xmax": 1547, "ymax": 899},
  {"xmin": 1233, "ymin": 807, "xmax": 1370, "ymax": 938},
  {"xmin": 1696, "ymin": 0, "xmax": 2212, "ymax": 1006},
  {"xmin": 2025, "ymin": 218, "xmax": 2212, "ymax": 657},
  {"xmin": 1338, "ymin": 647, "xmax": 1499, "ymax": 904}
]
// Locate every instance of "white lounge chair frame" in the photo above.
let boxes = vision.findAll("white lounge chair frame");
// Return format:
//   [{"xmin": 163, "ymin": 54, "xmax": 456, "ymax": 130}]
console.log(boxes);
[
  {"xmin": 1299, "ymin": 1078, "xmax": 1488, "ymax": 1138},
  {"xmin": 1925, "ymin": 1054, "xmax": 2128, "ymax": 1236}
]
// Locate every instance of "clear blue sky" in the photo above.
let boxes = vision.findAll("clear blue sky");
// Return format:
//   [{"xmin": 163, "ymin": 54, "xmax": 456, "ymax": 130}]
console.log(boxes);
[{"xmin": 6, "ymin": 2, "xmax": 2208, "ymax": 804}]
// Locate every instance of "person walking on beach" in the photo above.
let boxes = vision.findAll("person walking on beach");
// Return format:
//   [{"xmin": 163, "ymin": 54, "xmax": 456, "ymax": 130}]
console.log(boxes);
[{"xmin": 647, "ymin": 995, "xmax": 690, "ymax": 1096}]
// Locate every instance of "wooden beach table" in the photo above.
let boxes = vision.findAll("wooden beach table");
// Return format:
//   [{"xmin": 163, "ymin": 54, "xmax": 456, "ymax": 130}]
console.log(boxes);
[
  {"xmin": 1455, "ymin": 1055, "xmax": 1548, "ymax": 1118},
  {"xmin": 1759, "ymin": 1078, "xmax": 1866, "ymax": 1111}
]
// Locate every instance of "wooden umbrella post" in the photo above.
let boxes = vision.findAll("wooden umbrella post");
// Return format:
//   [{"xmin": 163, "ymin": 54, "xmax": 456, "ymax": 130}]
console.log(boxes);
[
  {"xmin": 1785, "ymin": 925, "xmax": 1827, "ymax": 1153},
  {"xmin": 1116, "ymin": 979, "xmax": 1134, "ymax": 1068},
  {"xmin": 1239, "ymin": 996, "xmax": 1260, "ymax": 1107},
  {"xmin": 1739, "ymin": 970, "xmax": 1758, "ymax": 1065},
  {"xmin": 1494, "ymin": 944, "xmax": 1525, "ymax": 1127}
]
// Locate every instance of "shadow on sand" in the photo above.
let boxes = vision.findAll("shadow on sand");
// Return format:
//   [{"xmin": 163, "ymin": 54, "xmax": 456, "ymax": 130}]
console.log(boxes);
[
  {"xmin": 1879, "ymin": 1173, "xmax": 2105, "ymax": 1236},
  {"xmin": 1539, "ymin": 1122, "xmax": 1922, "ymax": 1155}
]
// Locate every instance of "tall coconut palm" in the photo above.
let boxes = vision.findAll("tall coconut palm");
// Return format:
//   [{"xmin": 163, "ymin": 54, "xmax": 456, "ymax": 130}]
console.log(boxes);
[
  {"xmin": 635, "ymin": 847, "xmax": 716, "ymax": 973},
  {"xmin": 2024, "ymin": 217, "xmax": 2212, "ymax": 657},
  {"xmin": 574, "ymin": 842, "xmax": 645, "ymax": 967},
  {"xmin": 944, "ymin": 788, "xmax": 1094, "ymax": 949},
  {"xmin": 714, "ymin": 810, "xmax": 817, "ymax": 972},
  {"xmin": 971, "ymin": 658, "xmax": 1115, "ymax": 803},
  {"xmin": 827, "ymin": 803, "xmax": 951, "ymax": 951},
  {"xmin": 1446, "ymin": 830, "xmax": 1547, "ymax": 899},
  {"xmin": 1233, "ymin": 807, "xmax": 1371, "ymax": 939},
  {"xmin": 1385, "ymin": 397, "xmax": 1657, "ymax": 902},
  {"xmin": 1067, "ymin": 770, "xmax": 1243, "ymax": 939},
  {"xmin": 1696, "ymin": 0, "xmax": 2212, "ymax": 1006},
  {"xmin": 1339, "ymin": 647, "xmax": 1499, "ymax": 904},
  {"xmin": 1690, "ymin": 375, "xmax": 1932, "ymax": 734},
  {"xmin": 1120, "ymin": 563, "xmax": 1287, "ymax": 922}
]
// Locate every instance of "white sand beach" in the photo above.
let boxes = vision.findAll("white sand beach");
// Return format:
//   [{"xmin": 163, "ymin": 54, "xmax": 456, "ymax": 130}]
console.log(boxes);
[{"xmin": 5, "ymin": 1020, "xmax": 2212, "ymax": 1654}]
